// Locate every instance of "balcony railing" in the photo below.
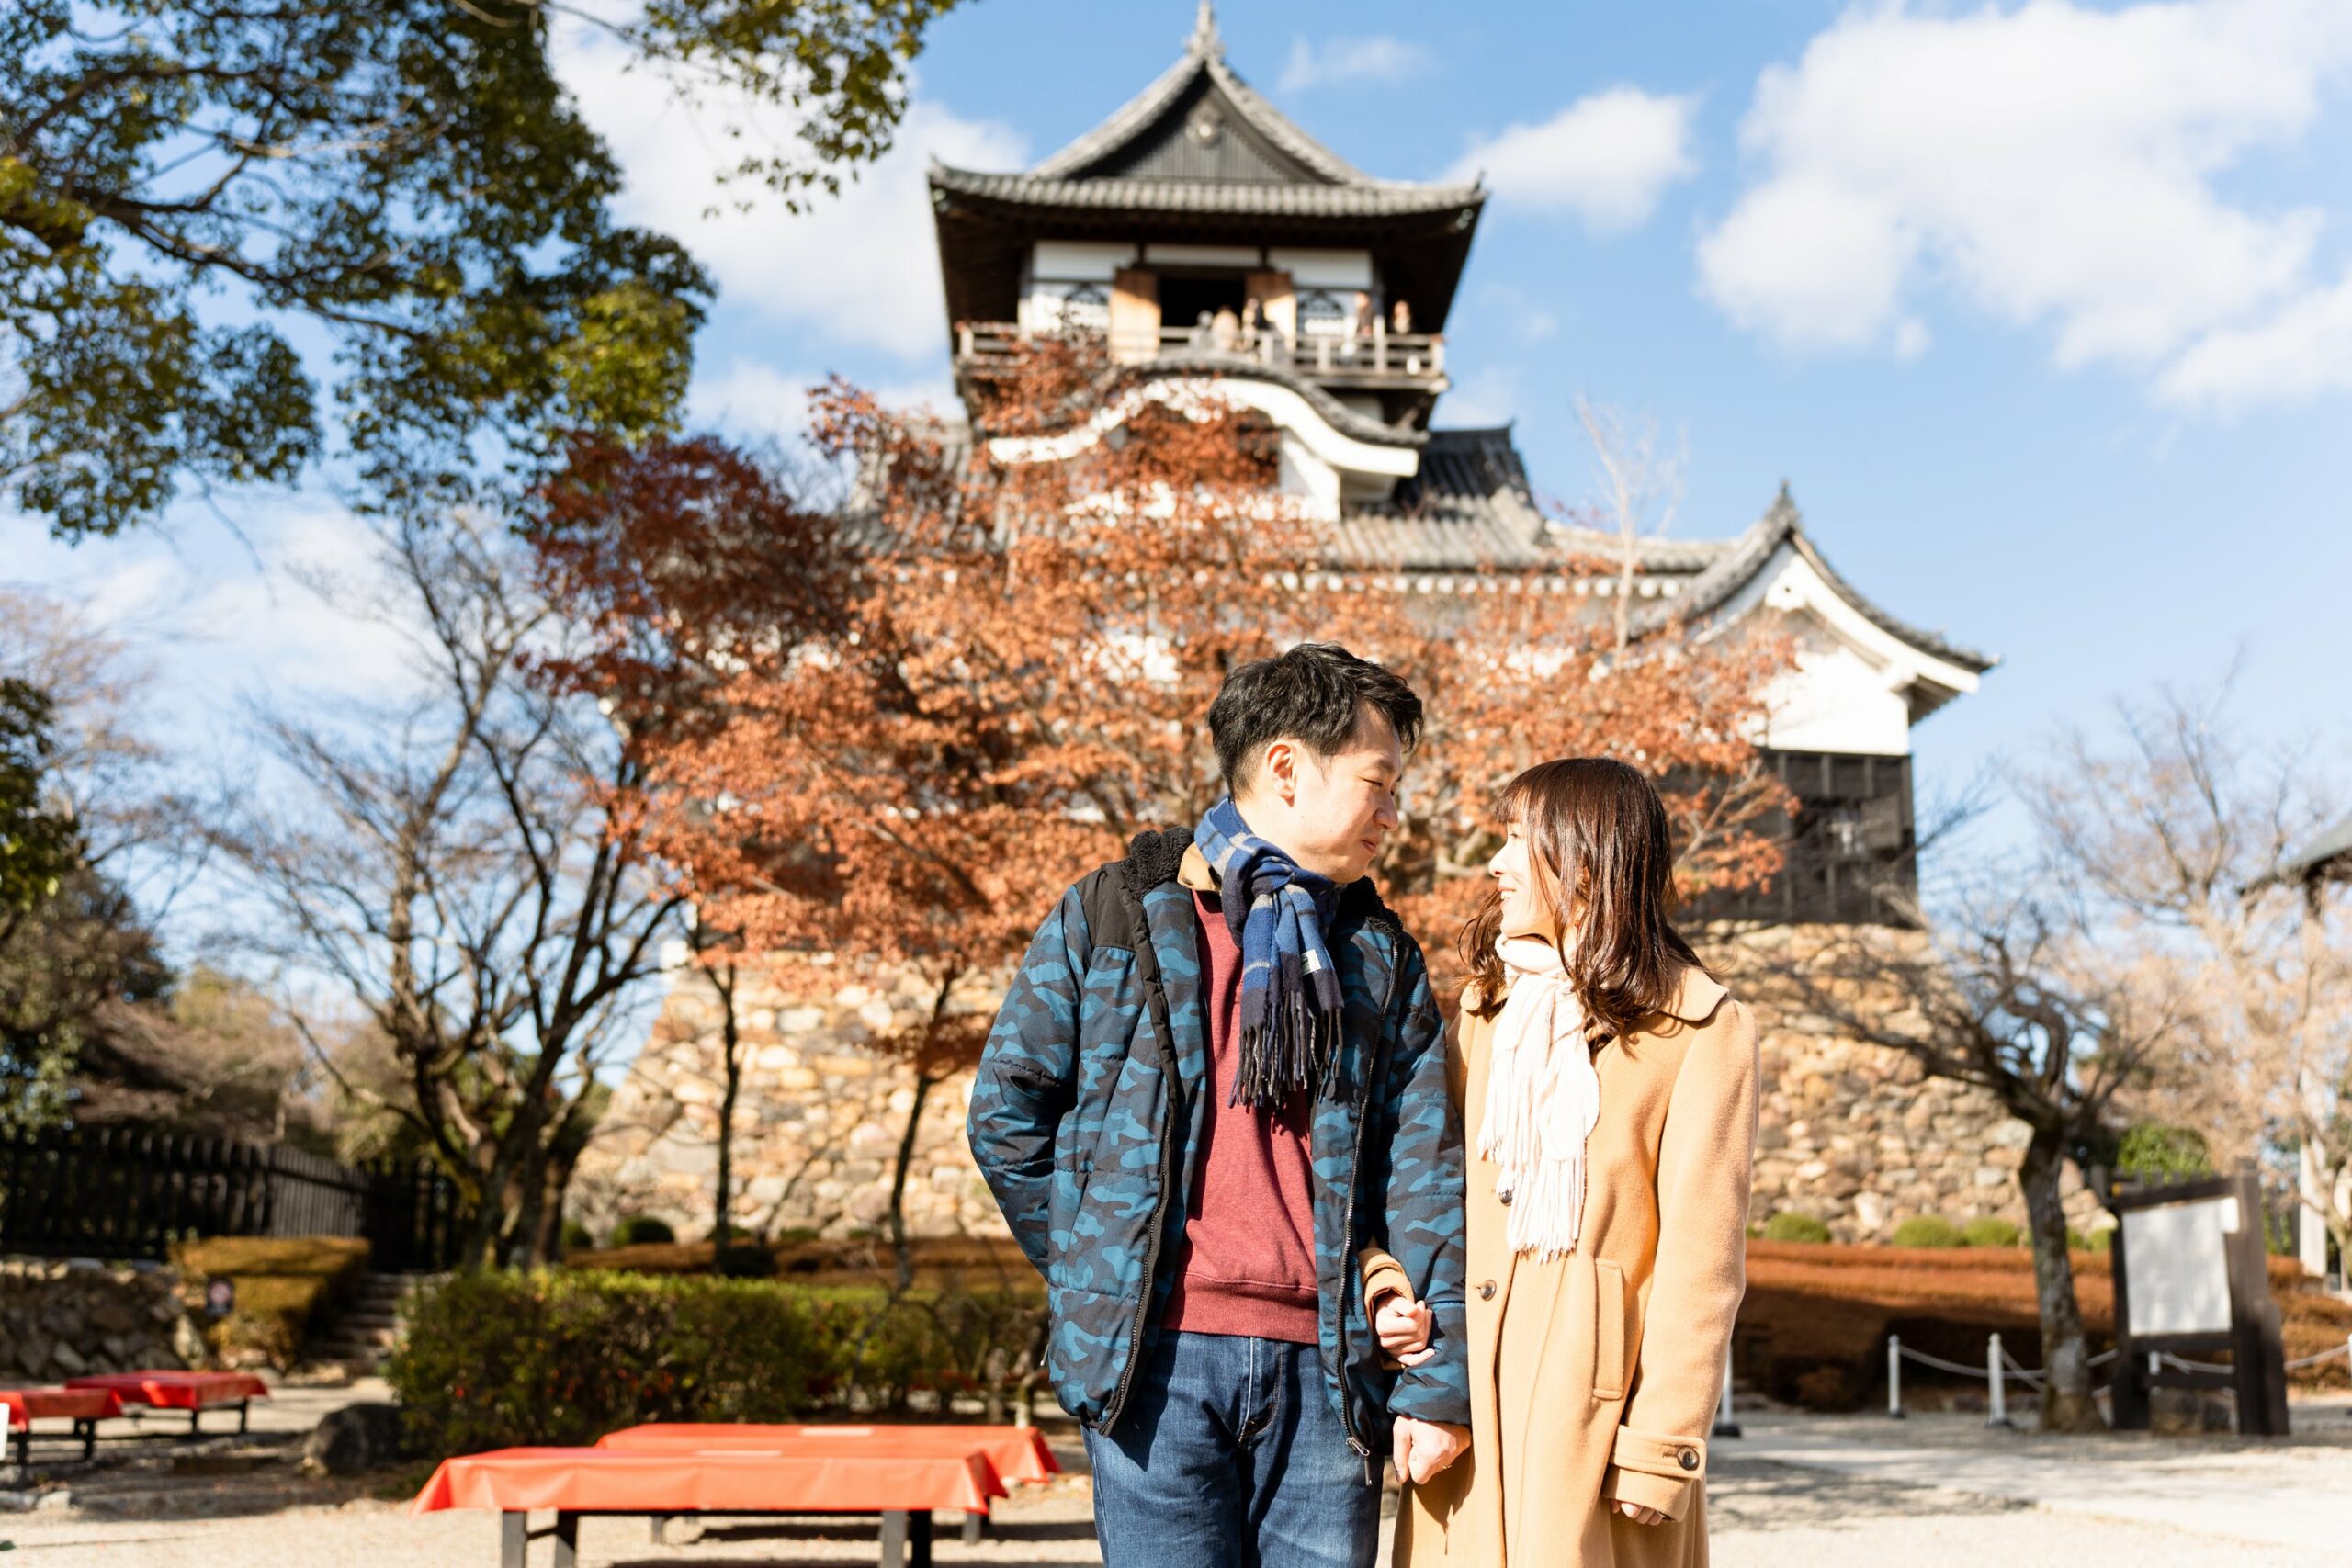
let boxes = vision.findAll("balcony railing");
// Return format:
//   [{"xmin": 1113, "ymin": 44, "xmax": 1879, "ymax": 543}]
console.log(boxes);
[{"xmin": 955, "ymin": 321, "xmax": 1446, "ymax": 389}]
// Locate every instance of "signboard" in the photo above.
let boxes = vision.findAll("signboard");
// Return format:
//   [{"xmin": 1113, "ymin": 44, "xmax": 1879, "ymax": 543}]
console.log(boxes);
[
  {"xmin": 2107, "ymin": 1169, "xmax": 2290, "ymax": 1437},
  {"xmin": 2119, "ymin": 1195, "xmax": 2237, "ymax": 1337}
]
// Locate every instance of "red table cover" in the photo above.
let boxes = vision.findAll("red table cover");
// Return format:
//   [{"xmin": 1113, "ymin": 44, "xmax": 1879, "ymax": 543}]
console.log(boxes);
[
  {"xmin": 595, "ymin": 1423, "xmax": 1059, "ymax": 1484},
  {"xmin": 0, "ymin": 1388, "xmax": 124, "ymax": 1427},
  {"xmin": 62, "ymin": 1371, "xmax": 269, "ymax": 1409},
  {"xmin": 409, "ymin": 1447, "xmax": 1004, "ymax": 1517}
]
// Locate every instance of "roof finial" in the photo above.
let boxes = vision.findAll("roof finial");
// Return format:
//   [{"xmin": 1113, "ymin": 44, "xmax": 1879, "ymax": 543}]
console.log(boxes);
[{"xmin": 1190, "ymin": 0, "xmax": 1221, "ymax": 57}]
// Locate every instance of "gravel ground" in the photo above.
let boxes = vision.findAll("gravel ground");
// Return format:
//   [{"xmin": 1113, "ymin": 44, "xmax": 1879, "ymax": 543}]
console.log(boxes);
[{"xmin": 5, "ymin": 1390, "xmax": 2346, "ymax": 1565}]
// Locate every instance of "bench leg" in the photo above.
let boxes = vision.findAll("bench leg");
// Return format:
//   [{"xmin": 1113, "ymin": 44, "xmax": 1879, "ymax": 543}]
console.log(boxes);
[
  {"xmin": 187, "ymin": 1406, "xmax": 203, "ymax": 1441},
  {"xmin": 552, "ymin": 1511, "xmax": 578, "ymax": 1568},
  {"xmin": 879, "ymin": 1510, "xmax": 909, "ymax": 1568},
  {"xmin": 501, "ymin": 1510, "xmax": 528, "ymax": 1568},
  {"xmin": 237, "ymin": 1399, "xmax": 250, "ymax": 1436},
  {"xmin": 78, "ymin": 1416, "xmax": 96, "ymax": 1462},
  {"xmin": 910, "ymin": 1509, "xmax": 933, "ymax": 1568},
  {"xmin": 962, "ymin": 1509, "xmax": 985, "ymax": 1545},
  {"xmin": 650, "ymin": 1513, "xmax": 667, "ymax": 1546}
]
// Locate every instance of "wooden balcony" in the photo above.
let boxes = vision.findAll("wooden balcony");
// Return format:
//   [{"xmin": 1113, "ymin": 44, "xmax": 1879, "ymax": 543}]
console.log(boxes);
[{"xmin": 954, "ymin": 321, "xmax": 1447, "ymax": 391}]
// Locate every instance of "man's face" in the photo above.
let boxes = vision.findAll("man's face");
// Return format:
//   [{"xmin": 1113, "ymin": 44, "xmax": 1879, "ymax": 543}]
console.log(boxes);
[{"xmin": 1239, "ymin": 710, "xmax": 1404, "ymax": 883}]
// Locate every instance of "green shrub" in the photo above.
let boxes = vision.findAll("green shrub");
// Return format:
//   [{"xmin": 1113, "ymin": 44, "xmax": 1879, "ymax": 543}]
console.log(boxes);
[
  {"xmin": 1961, "ymin": 1216, "xmax": 2023, "ymax": 1248},
  {"xmin": 386, "ymin": 1270, "xmax": 1046, "ymax": 1457},
  {"xmin": 2077, "ymin": 1225, "xmax": 2114, "ymax": 1254},
  {"xmin": 1890, "ymin": 1215, "xmax": 1964, "ymax": 1248},
  {"xmin": 1762, "ymin": 1212, "xmax": 1833, "ymax": 1244},
  {"xmin": 609, "ymin": 1215, "xmax": 676, "ymax": 1247},
  {"xmin": 2116, "ymin": 1122, "xmax": 2213, "ymax": 1183},
  {"xmin": 559, "ymin": 1220, "xmax": 595, "ymax": 1255}
]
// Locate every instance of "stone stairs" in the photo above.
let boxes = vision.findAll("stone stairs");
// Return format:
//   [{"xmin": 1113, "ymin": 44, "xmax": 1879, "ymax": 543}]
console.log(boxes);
[{"xmin": 303, "ymin": 1271, "xmax": 432, "ymax": 1372}]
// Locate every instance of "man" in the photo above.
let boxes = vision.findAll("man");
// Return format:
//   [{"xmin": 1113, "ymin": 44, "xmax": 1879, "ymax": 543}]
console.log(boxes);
[{"xmin": 968, "ymin": 643, "xmax": 1470, "ymax": 1568}]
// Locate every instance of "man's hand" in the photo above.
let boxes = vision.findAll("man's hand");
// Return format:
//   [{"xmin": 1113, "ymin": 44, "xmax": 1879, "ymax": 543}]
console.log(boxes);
[
  {"xmin": 1370, "ymin": 1286, "xmax": 1434, "ymax": 1367},
  {"xmin": 1390, "ymin": 1416, "xmax": 1470, "ymax": 1485},
  {"xmin": 1614, "ymin": 1501, "xmax": 1668, "ymax": 1526}
]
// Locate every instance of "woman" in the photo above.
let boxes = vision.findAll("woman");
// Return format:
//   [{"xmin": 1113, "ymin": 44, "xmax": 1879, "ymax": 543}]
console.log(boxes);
[{"xmin": 1365, "ymin": 757, "xmax": 1758, "ymax": 1567}]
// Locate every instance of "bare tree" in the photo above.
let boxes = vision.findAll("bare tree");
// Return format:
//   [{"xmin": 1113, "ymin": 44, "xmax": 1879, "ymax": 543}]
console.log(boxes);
[
  {"xmin": 2023, "ymin": 682, "xmax": 2347, "ymax": 1266},
  {"xmin": 1574, "ymin": 397, "xmax": 1685, "ymax": 651},
  {"xmin": 1770, "ymin": 874, "xmax": 2198, "ymax": 1430},
  {"xmin": 207, "ymin": 513, "xmax": 687, "ymax": 1269}
]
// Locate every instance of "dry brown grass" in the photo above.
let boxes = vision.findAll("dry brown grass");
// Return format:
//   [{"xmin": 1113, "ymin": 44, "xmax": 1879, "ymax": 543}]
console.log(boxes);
[{"xmin": 1737, "ymin": 1240, "xmax": 2352, "ymax": 1409}]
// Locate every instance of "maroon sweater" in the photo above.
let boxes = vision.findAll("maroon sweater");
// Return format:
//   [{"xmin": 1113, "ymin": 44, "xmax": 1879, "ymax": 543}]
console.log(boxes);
[{"xmin": 1159, "ymin": 888, "xmax": 1321, "ymax": 1344}]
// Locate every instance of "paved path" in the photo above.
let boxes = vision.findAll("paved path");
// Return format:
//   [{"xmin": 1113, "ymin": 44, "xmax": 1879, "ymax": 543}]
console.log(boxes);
[{"xmin": 6, "ymin": 1391, "xmax": 2348, "ymax": 1564}]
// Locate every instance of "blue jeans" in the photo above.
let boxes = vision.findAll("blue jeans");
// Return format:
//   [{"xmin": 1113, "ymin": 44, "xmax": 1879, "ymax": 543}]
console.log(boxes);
[{"xmin": 1084, "ymin": 1329, "xmax": 1380, "ymax": 1568}]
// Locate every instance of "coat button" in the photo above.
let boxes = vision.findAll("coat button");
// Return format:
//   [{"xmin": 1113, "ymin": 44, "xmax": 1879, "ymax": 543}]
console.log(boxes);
[
  {"xmin": 1498, "ymin": 1189, "xmax": 1513, "ymax": 1206},
  {"xmin": 1677, "ymin": 1449, "xmax": 1699, "ymax": 1472},
  {"xmin": 1477, "ymin": 1280, "xmax": 1497, "ymax": 1301}
]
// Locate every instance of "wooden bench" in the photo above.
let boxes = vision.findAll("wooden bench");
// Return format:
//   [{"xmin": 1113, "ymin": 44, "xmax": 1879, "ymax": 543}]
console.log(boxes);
[
  {"xmin": 410, "ymin": 1445, "xmax": 1006, "ymax": 1567},
  {"xmin": 593, "ymin": 1422, "xmax": 1059, "ymax": 1543},
  {"xmin": 63, "ymin": 1371, "xmax": 269, "ymax": 1439}
]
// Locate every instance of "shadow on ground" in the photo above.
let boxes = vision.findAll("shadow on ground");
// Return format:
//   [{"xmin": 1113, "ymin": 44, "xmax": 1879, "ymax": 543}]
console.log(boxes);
[{"xmin": 1707, "ymin": 1455, "xmax": 2030, "ymax": 1531}]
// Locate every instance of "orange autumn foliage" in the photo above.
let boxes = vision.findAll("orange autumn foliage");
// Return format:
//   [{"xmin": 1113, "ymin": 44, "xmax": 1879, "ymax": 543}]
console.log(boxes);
[{"xmin": 534, "ymin": 340, "xmax": 1792, "ymax": 1026}]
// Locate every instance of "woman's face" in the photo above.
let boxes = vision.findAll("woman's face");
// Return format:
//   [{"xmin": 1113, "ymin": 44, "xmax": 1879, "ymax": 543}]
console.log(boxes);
[
  {"xmin": 1489, "ymin": 818, "xmax": 1559, "ymax": 941},
  {"xmin": 1486, "ymin": 822, "xmax": 1580, "ymax": 944}
]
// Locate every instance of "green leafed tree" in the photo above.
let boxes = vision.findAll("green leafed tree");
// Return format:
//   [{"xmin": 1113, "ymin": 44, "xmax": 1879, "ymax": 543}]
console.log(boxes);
[{"xmin": 2, "ymin": 0, "xmax": 961, "ymax": 538}]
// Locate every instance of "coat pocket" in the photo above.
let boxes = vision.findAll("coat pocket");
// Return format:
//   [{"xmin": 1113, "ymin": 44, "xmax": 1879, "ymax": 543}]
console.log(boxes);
[{"xmin": 1592, "ymin": 1258, "xmax": 1628, "ymax": 1401}]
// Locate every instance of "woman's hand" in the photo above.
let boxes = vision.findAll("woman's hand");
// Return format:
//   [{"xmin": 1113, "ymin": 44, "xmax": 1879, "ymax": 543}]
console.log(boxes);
[
  {"xmin": 1614, "ymin": 1501, "xmax": 1668, "ymax": 1526},
  {"xmin": 1371, "ymin": 1286, "xmax": 1435, "ymax": 1367}
]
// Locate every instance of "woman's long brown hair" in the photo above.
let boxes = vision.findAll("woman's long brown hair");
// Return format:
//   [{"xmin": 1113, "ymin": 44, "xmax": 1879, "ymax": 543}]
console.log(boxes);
[{"xmin": 1457, "ymin": 757, "xmax": 1705, "ymax": 1040}]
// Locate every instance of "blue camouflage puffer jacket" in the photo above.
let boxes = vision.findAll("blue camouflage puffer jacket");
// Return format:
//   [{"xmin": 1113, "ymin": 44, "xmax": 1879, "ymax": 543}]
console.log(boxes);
[{"xmin": 967, "ymin": 828, "xmax": 1471, "ymax": 1448}]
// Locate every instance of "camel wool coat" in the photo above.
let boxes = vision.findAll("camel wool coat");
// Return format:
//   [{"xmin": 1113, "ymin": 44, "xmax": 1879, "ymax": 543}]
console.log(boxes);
[{"xmin": 1367, "ymin": 964, "xmax": 1758, "ymax": 1568}]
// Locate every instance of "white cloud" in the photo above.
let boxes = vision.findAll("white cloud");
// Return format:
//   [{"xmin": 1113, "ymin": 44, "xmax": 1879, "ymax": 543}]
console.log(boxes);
[
  {"xmin": 1277, "ymin": 34, "xmax": 1432, "ymax": 94},
  {"xmin": 2158, "ymin": 266, "xmax": 2352, "ymax": 407},
  {"xmin": 1438, "ymin": 366, "xmax": 1521, "ymax": 428},
  {"xmin": 1698, "ymin": 0, "xmax": 2352, "ymax": 410},
  {"xmin": 1445, "ymin": 87, "xmax": 1699, "ymax": 231},
  {"xmin": 553, "ymin": 22, "xmax": 1025, "ymax": 360}
]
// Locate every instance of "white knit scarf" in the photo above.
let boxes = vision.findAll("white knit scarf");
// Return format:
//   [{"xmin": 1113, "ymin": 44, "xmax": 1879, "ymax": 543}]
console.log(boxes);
[{"xmin": 1477, "ymin": 934, "xmax": 1601, "ymax": 1261}]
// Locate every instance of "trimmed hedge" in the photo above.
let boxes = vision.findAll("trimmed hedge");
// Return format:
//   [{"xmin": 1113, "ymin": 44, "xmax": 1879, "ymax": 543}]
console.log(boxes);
[
  {"xmin": 1761, "ymin": 1212, "xmax": 1834, "ymax": 1244},
  {"xmin": 170, "ymin": 1235, "xmax": 371, "ymax": 1369},
  {"xmin": 1961, "ymin": 1216, "xmax": 2024, "ymax": 1248},
  {"xmin": 385, "ymin": 1269, "xmax": 1046, "ymax": 1456},
  {"xmin": 608, "ymin": 1215, "xmax": 675, "ymax": 1247},
  {"xmin": 1888, "ymin": 1214, "xmax": 1964, "ymax": 1248}
]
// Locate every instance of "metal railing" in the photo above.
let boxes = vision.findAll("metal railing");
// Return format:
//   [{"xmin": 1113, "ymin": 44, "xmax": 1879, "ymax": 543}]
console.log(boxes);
[{"xmin": 955, "ymin": 321, "xmax": 1446, "ymax": 387}]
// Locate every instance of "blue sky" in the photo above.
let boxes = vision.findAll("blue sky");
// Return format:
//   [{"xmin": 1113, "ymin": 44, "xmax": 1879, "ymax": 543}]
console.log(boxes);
[{"xmin": 10, "ymin": 0, "xmax": 2352, "ymax": 901}]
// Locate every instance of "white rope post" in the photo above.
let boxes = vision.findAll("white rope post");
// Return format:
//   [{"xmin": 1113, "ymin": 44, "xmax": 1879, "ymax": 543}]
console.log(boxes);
[
  {"xmin": 1986, "ymin": 1332, "xmax": 2010, "ymax": 1427},
  {"xmin": 1887, "ymin": 1334, "xmax": 1905, "ymax": 1418},
  {"xmin": 1713, "ymin": 1340, "xmax": 1742, "ymax": 1438}
]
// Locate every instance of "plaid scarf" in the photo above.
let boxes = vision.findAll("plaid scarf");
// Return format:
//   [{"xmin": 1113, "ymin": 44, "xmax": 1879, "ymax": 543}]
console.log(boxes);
[{"xmin": 1194, "ymin": 796, "xmax": 1347, "ymax": 1110}]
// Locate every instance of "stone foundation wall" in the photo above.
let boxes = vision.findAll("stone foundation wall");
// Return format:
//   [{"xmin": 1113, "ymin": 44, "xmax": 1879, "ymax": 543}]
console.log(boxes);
[
  {"xmin": 1, "ymin": 1258, "xmax": 209, "ymax": 1383},
  {"xmin": 576, "ymin": 926, "xmax": 2110, "ymax": 1247},
  {"xmin": 571, "ymin": 965, "xmax": 1008, "ymax": 1245}
]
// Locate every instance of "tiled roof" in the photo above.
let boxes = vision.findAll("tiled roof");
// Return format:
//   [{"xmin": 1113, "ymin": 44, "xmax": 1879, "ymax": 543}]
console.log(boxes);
[
  {"xmin": 1635, "ymin": 487, "xmax": 1996, "ymax": 673},
  {"xmin": 927, "ymin": 166, "xmax": 1485, "ymax": 220}
]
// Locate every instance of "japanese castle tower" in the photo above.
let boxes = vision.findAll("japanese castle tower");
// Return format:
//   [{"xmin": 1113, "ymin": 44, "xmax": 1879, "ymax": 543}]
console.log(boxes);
[
  {"xmin": 929, "ymin": 2, "xmax": 1992, "ymax": 924},
  {"xmin": 576, "ymin": 8, "xmax": 2073, "ymax": 1254}
]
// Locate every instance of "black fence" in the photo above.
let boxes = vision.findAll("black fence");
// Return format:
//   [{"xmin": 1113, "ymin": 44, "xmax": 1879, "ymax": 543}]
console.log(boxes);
[{"xmin": 0, "ymin": 1124, "xmax": 466, "ymax": 1271}]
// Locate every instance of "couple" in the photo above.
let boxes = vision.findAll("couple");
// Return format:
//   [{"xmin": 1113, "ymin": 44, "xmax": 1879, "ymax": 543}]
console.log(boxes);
[{"xmin": 968, "ymin": 643, "xmax": 1759, "ymax": 1568}]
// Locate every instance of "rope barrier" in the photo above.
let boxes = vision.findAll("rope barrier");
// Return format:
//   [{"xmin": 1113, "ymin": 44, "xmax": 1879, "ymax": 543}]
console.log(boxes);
[{"xmin": 1883, "ymin": 1332, "xmax": 2352, "ymax": 1418}]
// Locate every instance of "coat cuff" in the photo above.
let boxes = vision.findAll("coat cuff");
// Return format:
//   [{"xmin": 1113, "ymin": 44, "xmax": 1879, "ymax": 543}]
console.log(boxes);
[{"xmin": 1601, "ymin": 1427, "xmax": 1704, "ymax": 1519}]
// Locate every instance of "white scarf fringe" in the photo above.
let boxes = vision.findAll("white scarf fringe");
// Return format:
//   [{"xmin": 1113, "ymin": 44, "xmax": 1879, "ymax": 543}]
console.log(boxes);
[{"xmin": 1477, "ymin": 934, "xmax": 1600, "ymax": 1262}]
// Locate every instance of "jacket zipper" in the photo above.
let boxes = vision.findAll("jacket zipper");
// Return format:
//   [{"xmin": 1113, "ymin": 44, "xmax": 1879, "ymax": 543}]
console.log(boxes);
[
  {"xmin": 1332, "ymin": 948, "xmax": 1398, "ymax": 1461},
  {"xmin": 1096, "ymin": 900, "xmax": 1181, "ymax": 1436}
]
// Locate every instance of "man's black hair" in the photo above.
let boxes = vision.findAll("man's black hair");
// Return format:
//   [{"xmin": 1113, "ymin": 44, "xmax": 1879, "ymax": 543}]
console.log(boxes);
[{"xmin": 1208, "ymin": 643, "xmax": 1423, "ymax": 794}]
